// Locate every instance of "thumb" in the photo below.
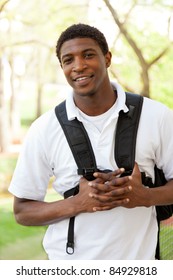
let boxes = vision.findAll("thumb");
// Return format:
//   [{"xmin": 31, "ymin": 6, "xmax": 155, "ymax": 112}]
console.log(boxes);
[
  {"xmin": 79, "ymin": 177, "xmax": 88, "ymax": 184},
  {"xmin": 132, "ymin": 162, "xmax": 141, "ymax": 176}
]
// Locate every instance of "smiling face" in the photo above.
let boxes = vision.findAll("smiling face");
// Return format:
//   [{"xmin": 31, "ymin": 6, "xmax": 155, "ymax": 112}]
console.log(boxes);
[{"xmin": 60, "ymin": 38, "xmax": 112, "ymax": 98}]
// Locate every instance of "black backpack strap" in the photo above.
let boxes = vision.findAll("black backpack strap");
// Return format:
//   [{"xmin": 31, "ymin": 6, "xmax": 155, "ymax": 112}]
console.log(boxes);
[
  {"xmin": 55, "ymin": 101, "xmax": 98, "ymax": 179},
  {"xmin": 55, "ymin": 101, "xmax": 98, "ymax": 254},
  {"xmin": 115, "ymin": 92, "xmax": 143, "ymax": 173},
  {"xmin": 64, "ymin": 185, "xmax": 79, "ymax": 255}
]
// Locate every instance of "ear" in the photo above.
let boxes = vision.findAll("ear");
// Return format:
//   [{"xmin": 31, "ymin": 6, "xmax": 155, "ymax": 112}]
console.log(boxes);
[{"xmin": 105, "ymin": 51, "xmax": 112, "ymax": 68}]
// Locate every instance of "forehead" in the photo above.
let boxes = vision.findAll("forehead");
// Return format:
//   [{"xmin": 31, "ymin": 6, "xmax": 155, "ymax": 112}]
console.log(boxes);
[{"xmin": 60, "ymin": 37, "xmax": 102, "ymax": 57}]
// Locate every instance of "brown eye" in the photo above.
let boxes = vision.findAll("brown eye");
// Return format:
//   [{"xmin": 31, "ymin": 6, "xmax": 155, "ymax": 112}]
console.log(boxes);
[
  {"xmin": 84, "ymin": 53, "xmax": 95, "ymax": 59},
  {"xmin": 62, "ymin": 57, "xmax": 73, "ymax": 65}
]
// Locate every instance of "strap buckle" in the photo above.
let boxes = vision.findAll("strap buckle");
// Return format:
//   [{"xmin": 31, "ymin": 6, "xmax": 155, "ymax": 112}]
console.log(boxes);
[{"xmin": 78, "ymin": 168, "xmax": 97, "ymax": 181}]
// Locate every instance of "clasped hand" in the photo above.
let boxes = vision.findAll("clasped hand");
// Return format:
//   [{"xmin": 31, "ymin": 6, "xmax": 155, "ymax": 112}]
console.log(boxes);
[{"xmin": 78, "ymin": 163, "xmax": 150, "ymax": 212}]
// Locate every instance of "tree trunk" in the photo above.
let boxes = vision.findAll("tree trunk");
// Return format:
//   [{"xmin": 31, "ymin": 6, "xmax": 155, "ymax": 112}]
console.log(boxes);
[
  {"xmin": 36, "ymin": 48, "xmax": 43, "ymax": 118},
  {"xmin": 0, "ymin": 57, "xmax": 9, "ymax": 152},
  {"xmin": 140, "ymin": 67, "xmax": 150, "ymax": 97},
  {"xmin": 36, "ymin": 83, "xmax": 42, "ymax": 118},
  {"xmin": 9, "ymin": 57, "xmax": 21, "ymax": 143}
]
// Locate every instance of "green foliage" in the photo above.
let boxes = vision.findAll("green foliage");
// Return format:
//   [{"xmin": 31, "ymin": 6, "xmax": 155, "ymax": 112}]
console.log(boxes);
[{"xmin": 150, "ymin": 48, "xmax": 173, "ymax": 109}]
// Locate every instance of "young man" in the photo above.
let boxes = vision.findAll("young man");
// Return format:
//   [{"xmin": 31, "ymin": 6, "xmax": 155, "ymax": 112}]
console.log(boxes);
[{"xmin": 9, "ymin": 23, "xmax": 173, "ymax": 260}]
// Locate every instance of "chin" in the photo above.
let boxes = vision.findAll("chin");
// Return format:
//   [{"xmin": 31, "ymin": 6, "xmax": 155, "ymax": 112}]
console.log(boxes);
[
  {"xmin": 76, "ymin": 90, "xmax": 96, "ymax": 97},
  {"xmin": 74, "ymin": 84, "xmax": 97, "ymax": 97}
]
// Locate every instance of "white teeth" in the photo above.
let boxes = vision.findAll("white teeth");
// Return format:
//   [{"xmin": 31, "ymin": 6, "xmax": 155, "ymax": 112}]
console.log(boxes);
[{"xmin": 76, "ymin": 77, "xmax": 88, "ymax": 81}]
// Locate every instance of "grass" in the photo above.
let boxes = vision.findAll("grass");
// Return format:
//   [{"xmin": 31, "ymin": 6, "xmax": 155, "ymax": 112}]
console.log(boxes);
[
  {"xmin": 160, "ymin": 221, "xmax": 173, "ymax": 260},
  {"xmin": 0, "ymin": 197, "xmax": 47, "ymax": 260},
  {"xmin": 0, "ymin": 208, "xmax": 46, "ymax": 248},
  {"xmin": 0, "ymin": 235, "xmax": 47, "ymax": 260},
  {"xmin": 0, "ymin": 191, "xmax": 61, "ymax": 260}
]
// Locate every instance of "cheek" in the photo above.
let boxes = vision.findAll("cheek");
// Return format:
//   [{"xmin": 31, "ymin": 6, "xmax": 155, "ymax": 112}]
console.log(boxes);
[
  {"xmin": 95, "ymin": 63, "xmax": 107, "ymax": 77},
  {"xmin": 94, "ymin": 58, "xmax": 107, "ymax": 72}
]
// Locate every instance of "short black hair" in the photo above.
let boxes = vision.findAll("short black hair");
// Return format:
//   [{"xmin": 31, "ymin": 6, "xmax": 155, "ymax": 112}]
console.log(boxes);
[{"xmin": 56, "ymin": 23, "xmax": 109, "ymax": 62}]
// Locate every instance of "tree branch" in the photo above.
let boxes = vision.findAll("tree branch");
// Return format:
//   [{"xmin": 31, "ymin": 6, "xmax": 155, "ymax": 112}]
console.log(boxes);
[
  {"xmin": 0, "ymin": 0, "xmax": 10, "ymax": 14},
  {"xmin": 103, "ymin": 0, "xmax": 147, "ymax": 67},
  {"xmin": 148, "ymin": 46, "xmax": 170, "ymax": 67},
  {"xmin": 109, "ymin": 68, "xmax": 136, "ymax": 94}
]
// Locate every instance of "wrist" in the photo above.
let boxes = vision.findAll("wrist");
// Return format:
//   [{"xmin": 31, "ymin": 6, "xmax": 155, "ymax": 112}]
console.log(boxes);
[
  {"xmin": 143, "ymin": 186, "xmax": 153, "ymax": 207},
  {"xmin": 70, "ymin": 195, "xmax": 85, "ymax": 215}
]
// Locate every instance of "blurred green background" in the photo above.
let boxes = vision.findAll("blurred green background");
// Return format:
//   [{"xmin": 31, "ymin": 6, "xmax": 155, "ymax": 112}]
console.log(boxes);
[{"xmin": 0, "ymin": 0, "xmax": 173, "ymax": 260}]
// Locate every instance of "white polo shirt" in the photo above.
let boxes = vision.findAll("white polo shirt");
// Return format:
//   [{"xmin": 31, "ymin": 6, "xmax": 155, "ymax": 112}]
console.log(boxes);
[{"xmin": 9, "ymin": 82, "xmax": 173, "ymax": 260}]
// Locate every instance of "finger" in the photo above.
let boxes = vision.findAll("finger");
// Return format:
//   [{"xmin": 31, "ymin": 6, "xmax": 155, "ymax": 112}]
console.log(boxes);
[
  {"xmin": 110, "ymin": 185, "xmax": 132, "ymax": 196},
  {"xmin": 89, "ymin": 192, "xmax": 112, "ymax": 202},
  {"xmin": 93, "ymin": 168, "xmax": 125, "ymax": 181},
  {"xmin": 106, "ymin": 175, "xmax": 130, "ymax": 186},
  {"xmin": 88, "ymin": 181, "xmax": 114, "ymax": 192},
  {"xmin": 89, "ymin": 186, "xmax": 132, "ymax": 202},
  {"xmin": 89, "ymin": 180, "xmax": 132, "ymax": 194},
  {"xmin": 93, "ymin": 198, "xmax": 130, "ymax": 211}
]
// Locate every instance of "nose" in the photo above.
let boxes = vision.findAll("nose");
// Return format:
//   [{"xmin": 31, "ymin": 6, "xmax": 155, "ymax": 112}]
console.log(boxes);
[{"xmin": 72, "ymin": 57, "xmax": 87, "ymax": 72}]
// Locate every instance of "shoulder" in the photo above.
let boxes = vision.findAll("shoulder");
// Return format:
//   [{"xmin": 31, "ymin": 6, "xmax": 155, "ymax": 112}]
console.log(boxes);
[
  {"xmin": 32, "ymin": 108, "xmax": 56, "ymax": 126},
  {"xmin": 30, "ymin": 107, "xmax": 62, "ymax": 131},
  {"xmin": 142, "ymin": 97, "xmax": 172, "ymax": 120},
  {"xmin": 24, "ymin": 106, "xmax": 64, "ymax": 145},
  {"xmin": 138, "ymin": 97, "xmax": 173, "ymax": 140}
]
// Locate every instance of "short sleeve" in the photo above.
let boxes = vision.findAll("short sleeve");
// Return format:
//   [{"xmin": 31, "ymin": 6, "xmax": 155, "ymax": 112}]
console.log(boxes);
[{"xmin": 8, "ymin": 122, "xmax": 53, "ymax": 201}]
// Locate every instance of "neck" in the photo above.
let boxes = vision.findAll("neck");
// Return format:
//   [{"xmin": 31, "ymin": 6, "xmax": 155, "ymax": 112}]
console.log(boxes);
[{"xmin": 73, "ymin": 83, "xmax": 117, "ymax": 116}]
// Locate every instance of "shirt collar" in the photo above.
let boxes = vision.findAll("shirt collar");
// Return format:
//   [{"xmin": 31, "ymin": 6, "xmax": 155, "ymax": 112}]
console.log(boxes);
[{"xmin": 66, "ymin": 81, "xmax": 129, "ymax": 121}]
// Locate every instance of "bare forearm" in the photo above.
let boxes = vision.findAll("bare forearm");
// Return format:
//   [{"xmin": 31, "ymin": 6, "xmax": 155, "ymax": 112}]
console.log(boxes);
[
  {"xmin": 147, "ymin": 180, "xmax": 173, "ymax": 207},
  {"xmin": 14, "ymin": 196, "xmax": 82, "ymax": 226}
]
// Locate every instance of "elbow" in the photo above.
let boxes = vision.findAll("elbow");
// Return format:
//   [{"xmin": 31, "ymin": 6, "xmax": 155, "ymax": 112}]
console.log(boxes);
[
  {"xmin": 13, "ymin": 196, "xmax": 33, "ymax": 226},
  {"xmin": 14, "ymin": 211, "xmax": 31, "ymax": 226}
]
